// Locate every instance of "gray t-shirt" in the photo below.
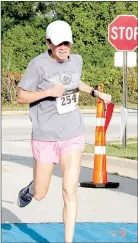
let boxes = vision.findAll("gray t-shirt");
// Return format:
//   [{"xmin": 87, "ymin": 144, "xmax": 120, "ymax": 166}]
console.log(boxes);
[{"xmin": 18, "ymin": 50, "xmax": 85, "ymax": 141}]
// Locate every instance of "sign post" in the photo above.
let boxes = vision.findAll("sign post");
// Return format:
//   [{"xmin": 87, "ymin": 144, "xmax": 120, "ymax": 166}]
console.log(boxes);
[
  {"xmin": 108, "ymin": 15, "xmax": 138, "ymax": 148},
  {"xmin": 122, "ymin": 51, "xmax": 127, "ymax": 148}
]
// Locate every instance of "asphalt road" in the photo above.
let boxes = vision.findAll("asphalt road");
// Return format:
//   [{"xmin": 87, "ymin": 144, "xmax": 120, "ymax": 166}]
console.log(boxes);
[
  {"xmin": 2, "ymin": 112, "xmax": 137, "ymax": 144},
  {"xmin": 2, "ymin": 112, "xmax": 137, "ymax": 236}
]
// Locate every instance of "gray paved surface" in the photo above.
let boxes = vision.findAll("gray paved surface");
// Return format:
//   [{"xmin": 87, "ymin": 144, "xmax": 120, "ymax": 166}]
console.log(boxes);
[
  {"xmin": 2, "ymin": 156, "xmax": 137, "ymax": 224},
  {"xmin": 2, "ymin": 112, "xmax": 137, "ymax": 144},
  {"xmin": 2, "ymin": 113, "xmax": 137, "ymax": 224}
]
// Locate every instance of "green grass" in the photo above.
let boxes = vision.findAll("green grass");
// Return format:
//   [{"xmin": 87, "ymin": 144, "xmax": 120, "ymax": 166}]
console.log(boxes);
[{"xmin": 84, "ymin": 141, "xmax": 137, "ymax": 160}]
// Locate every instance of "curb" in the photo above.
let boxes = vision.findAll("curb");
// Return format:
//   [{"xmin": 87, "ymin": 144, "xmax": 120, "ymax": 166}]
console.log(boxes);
[
  {"xmin": 2, "ymin": 110, "xmax": 29, "ymax": 115},
  {"xmin": 1, "ymin": 109, "xmax": 100, "ymax": 115},
  {"xmin": 2, "ymin": 108, "xmax": 137, "ymax": 115},
  {"xmin": 81, "ymin": 153, "xmax": 137, "ymax": 179}
]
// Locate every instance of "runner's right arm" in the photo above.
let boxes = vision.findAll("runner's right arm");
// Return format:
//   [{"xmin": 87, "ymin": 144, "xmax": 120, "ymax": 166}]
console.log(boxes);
[
  {"xmin": 17, "ymin": 60, "xmax": 64, "ymax": 104},
  {"xmin": 17, "ymin": 85, "xmax": 64, "ymax": 104}
]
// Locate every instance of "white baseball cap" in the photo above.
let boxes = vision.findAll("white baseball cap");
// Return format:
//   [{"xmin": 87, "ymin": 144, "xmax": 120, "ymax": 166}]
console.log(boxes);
[{"xmin": 46, "ymin": 20, "xmax": 73, "ymax": 46}]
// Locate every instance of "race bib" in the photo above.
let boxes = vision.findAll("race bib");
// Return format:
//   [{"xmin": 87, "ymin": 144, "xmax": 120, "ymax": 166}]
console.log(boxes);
[{"xmin": 56, "ymin": 88, "xmax": 79, "ymax": 114}]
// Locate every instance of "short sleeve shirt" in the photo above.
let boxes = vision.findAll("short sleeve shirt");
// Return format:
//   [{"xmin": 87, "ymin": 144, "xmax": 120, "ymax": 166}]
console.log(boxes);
[{"xmin": 18, "ymin": 51, "xmax": 85, "ymax": 141}]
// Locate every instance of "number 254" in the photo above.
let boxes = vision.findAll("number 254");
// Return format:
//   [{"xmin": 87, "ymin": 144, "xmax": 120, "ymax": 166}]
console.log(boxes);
[{"xmin": 61, "ymin": 94, "xmax": 77, "ymax": 106}]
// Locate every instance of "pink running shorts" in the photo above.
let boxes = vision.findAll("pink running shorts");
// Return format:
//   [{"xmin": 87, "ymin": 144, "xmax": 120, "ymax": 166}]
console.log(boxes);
[{"xmin": 31, "ymin": 135, "xmax": 85, "ymax": 163}]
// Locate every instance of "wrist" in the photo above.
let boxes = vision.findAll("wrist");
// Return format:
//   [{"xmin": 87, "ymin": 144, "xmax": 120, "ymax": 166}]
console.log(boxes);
[
  {"xmin": 90, "ymin": 88, "xmax": 99, "ymax": 97},
  {"xmin": 90, "ymin": 87, "xmax": 95, "ymax": 96},
  {"xmin": 44, "ymin": 89, "xmax": 51, "ymax": 97},
  {"xmin": 94, "ymin": 90, "xmax": 100, "ymax": 98}
]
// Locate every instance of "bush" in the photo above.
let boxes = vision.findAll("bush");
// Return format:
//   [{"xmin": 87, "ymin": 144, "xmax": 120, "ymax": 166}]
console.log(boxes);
[
  {"xmin": 2, "ymin": 66, "xmax": 137, "ymax": 106},
  {"xmin": 81, "ymin": 66, "xmax": 137, "ymax": 105},
  {"xmin": 2, "ymin": 70, "xmax": 22, "ymax": 104},
  {"xmin": 79, "ymin": 92, "xmax": 96, "ymax": 106}
]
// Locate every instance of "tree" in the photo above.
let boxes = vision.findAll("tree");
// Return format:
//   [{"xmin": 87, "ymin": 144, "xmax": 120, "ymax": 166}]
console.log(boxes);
[
  {"xmin": 1, "ymin": 1, "xmax": 137, "ymax": 105},
  {"xmin": 2, "ymin": 24, "xmax": 47, "ymax": 72}
]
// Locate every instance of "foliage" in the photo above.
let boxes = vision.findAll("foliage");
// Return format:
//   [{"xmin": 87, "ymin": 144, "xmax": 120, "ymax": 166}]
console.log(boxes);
[
  {"xmin": 1, "ymin": 1, "xmax": 137, "ymax": 105},
  {"xmin": 2, "ymin": 70, "xmax": 22, "ymax": 104},
  {"xmin": 2, "ymin": 24, "xmax": 46, "ymax": 72}
]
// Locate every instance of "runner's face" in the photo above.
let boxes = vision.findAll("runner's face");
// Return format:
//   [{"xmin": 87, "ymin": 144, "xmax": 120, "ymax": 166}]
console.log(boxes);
[{"xmin": 46, "ymin": 41, "xmax": 72, "ymax": 62}]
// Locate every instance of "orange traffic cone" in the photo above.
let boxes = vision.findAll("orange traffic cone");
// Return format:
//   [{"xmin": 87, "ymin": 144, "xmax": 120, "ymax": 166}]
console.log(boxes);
[{"xmin": 80, "ymin": 85, "xmax": 119, "ymax": 188}]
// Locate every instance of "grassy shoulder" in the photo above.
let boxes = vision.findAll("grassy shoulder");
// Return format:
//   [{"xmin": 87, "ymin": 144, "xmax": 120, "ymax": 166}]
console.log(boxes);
[{"xmin": 84, "ymin": 140, "xmax": 137, "ymax": 160}]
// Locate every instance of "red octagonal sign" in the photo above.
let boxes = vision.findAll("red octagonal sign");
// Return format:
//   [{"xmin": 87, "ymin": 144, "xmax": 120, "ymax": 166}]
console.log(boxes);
[{"xmin": 108, "ymin": 15, "xmax": 138, "ymax": 51}]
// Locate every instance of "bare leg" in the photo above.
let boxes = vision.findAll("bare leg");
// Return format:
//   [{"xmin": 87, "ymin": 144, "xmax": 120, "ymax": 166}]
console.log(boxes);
[
  {"xmin": 33, "ymin": 158, "xmax": 55, "ymax": 200},
  {"xmin": 60, "ymin": 151, "xmax": 82, "ymax": 243}
]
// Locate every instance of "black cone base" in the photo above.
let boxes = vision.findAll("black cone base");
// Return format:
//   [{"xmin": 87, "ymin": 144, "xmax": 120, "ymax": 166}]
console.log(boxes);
[{"xmin": 80, "ymin": 182, "xmax": 119, "ymax": 188}]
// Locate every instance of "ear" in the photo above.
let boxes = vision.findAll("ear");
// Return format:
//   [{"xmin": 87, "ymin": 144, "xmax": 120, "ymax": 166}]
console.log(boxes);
[{"xmin": 46, "ymin": 40, "xmax": 51, "ymax": 49}]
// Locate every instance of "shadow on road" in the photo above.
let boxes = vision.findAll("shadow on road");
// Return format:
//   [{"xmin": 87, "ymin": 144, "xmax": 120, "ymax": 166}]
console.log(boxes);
[
  {"xmin": 2, "ymin": 207, "xmax": 50, "ymax": 242},
  {"xmin": 2, "ymin": 153, "xmax": 137, "ymax": 197},
  {"xmin": 2, "ymin": 207, "xmax": 21, "ymax": 224}
]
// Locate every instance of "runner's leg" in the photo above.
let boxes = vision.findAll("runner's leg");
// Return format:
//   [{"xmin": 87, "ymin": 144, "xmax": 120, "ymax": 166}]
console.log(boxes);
[
  {"xmin": 33, "ymin": 158, "xmax": 55, "ymax": 200},
  {"xmin": 17, "ymin": 158, "xmax": 55, "ymax": 207},
  {"xmin": 60, "ymin": 151, "xmax": 82, "ymax": 243}
]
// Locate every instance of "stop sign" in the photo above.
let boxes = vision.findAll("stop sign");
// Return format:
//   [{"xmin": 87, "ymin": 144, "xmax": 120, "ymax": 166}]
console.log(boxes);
[{"xmin": 108, "ymin": 15, "xmax": 138, "ymax": 51}]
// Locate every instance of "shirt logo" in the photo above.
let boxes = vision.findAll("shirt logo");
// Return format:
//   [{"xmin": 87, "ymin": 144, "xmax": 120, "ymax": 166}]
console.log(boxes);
[{"xmin": 61, "ymin": 74, "xmax": 72, "ymax": 85}]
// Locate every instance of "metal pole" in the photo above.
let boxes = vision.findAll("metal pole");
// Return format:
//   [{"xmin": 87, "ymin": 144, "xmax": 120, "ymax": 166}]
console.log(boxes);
[{"xmin": 122, "ymin": 51, "xmax": 127, "ymax": 148}]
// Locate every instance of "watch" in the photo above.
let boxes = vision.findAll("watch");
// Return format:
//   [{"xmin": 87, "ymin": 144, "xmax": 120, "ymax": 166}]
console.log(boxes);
[{"xmin": 90, "ymin": 89, "xmax": 96, "ymax": 97}]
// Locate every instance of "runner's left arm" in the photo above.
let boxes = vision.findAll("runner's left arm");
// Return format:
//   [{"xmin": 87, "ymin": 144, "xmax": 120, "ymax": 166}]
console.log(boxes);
[
  {"xmin": 79, "ymin": 81, "xmax": 99, "ymax": 97},
  {"xmin": 79, "ymin": 81, "xmax": 111, "ymax": 103}
]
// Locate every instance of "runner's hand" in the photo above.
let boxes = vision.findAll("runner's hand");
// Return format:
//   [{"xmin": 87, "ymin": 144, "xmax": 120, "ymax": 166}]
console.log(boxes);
[
  {"xmin": 95, "ymin": 90, "xmax": 112, "ymax": 104},
  {"xmin": 48, "ymin": 85, "xmax": 65, "ymax": 97}
]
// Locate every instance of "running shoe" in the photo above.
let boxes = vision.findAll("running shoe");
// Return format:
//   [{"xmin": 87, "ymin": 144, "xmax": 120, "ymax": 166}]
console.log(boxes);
[{"xmin": 17, "ymin": 181, "xmax": 33, "ymax": 208}]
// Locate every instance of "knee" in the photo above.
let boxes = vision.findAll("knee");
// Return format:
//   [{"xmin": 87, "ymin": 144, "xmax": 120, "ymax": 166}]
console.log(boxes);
[
  {"xmin": 34, "ymin": 192, "xmax": 46, "ymax": 201},
  {"xmin": 62, "ymin": 187, "xmax": 77, "ymax": 203}
]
